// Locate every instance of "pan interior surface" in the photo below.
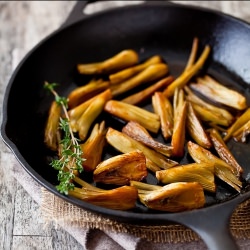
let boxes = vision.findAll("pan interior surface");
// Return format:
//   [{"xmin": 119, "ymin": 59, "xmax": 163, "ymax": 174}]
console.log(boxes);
[{"xmin": 3, "ymin": 3, "xmax": 250, "ymax": 220}]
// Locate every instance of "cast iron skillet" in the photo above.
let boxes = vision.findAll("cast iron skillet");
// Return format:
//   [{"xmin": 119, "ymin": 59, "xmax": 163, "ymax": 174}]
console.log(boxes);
[{"xmin": 2, "ymin": 1, "xmax": 250, "ymax": 249}]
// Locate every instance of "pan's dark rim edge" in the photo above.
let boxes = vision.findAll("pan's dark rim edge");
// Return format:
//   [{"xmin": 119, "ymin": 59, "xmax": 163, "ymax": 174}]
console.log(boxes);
[{"xmin": 1, "ymin": 1, "xmax": 250, "ymax": 224}]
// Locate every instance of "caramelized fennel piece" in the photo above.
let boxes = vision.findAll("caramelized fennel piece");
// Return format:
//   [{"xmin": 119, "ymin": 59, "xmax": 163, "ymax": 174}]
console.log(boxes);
[
  {"xmin": 77, "ymin": 89, "xmax": 112, "ymax": 140},
  {"xmin": 130, "ymin": 180, "xmax": 161, "ymax": 191},
  {"xmin": 152, "ymin": 91, "xmax": 174, "ymax": 140},
  {"xmin": 184, "ymin": 37, "xmax": 199, "ymax": 72},
  {"xmin": 80, "ymin": 121, "xmax": 107, "ymax": 172},
  {"xmin": 77, "ymin": 49, "xmax": 139, "ymax": 75},
  {"xmin": 122, "ymin": 121, "xmax": 173, "ymax": 157},
  {"xmin": 69, "ymin": 185, "xmax": 138, "ymax": 210},
  {"xmin": 68, "ymin": 92, "xmax": 104, "ymax": 132},
  {"xmin": 209, "ymin": 128, "xmax": 243, "ymax": 176},
  {"xmin": 44, "ymin": 101, "xmax": 61, "ymax": 151},
  {"xmin": 185, "ymin": 86, "xmax": 234, "ymax": 127},
  {"xmin": 191, "ymin": 103, "xmax": 232, "ymax": 127},
  {"xmin": 232, "ymin": 120, "xmax": 250, "ymax": 143},
  {"xmin": 122, "ymin": 76, "xmax": 174, "ymax": 105},
  {"xmin": 163, "ymin": 44, "xmax": 210, "ymax": 97},
  {"xmin": 109, "ymin": 55, "xmax": 163, "ymax": 85},
  {"xmin": 224, "ymin": 108, "xmax": 250, "ymax": 142},
  {"xmin": 187, "ymin": 141, "xmax": 242, "ymax": 192},
  {"xmin": 110, "ymin": 63, "xmax": 168, "ymax": 97},
  {"xmin": 93, "ymin": 151, "xmax": 147, "ymax": 185},
  {"xmin": 171, "ymin": 88, "xmax": 187, "ymax": 157},
  {"xmin": 104, "ymin": 100, "xmax": 160, "ymax": 133},
  {"xmin": 67, "ymin": 79, "xmax": 109, "ymax": 109},
  {"xmin": 186, "ymin": 102, "xmax": 212, "ymax": 149},
  {"xmin": 190, "ymin": 75, "xmax": 247, "ymax": 110},
  {"xmin": 106, "ymin": 127, "xmax": 178, "ymax": 171},
  {"xmin": 136, "ymin": 182, "xmax": 205, "ymax": 212},
  {"xmin": 156, "ymin": 163, "xmax": 215, "ymax": 192}
]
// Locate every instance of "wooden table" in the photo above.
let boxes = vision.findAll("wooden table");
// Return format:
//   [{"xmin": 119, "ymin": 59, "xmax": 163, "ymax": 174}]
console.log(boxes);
[{"xmin": 1, "ymin": 1, "xmax": 250, "ymax": 249}]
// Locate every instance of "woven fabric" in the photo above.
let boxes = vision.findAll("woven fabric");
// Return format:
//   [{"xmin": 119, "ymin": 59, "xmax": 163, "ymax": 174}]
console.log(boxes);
[{"xmin": 41, "ymin": 188, "xmax": 250, "ymax": 244}]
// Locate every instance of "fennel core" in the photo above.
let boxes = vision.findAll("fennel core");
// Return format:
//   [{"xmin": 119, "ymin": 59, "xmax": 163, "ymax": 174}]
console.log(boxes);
[{"xmin": 44, "ymin": 82, "xmax": 84, "ymax": 195}]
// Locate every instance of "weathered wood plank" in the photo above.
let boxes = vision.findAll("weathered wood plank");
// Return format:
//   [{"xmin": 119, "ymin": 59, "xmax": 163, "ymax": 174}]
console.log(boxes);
[{"xmin": 0, "ymin": 152, "xmax": 17, "ymax": 250}]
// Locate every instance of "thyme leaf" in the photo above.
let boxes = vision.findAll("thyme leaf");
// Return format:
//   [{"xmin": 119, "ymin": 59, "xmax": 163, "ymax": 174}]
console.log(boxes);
[{"xmin": 44, "ymin": 81, "xmax": 84, "ymax": 195}]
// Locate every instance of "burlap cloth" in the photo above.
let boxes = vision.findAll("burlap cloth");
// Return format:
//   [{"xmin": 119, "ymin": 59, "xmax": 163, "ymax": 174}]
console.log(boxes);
[{"xmin": 40, "ymin": 187, "xmax": 250, "ymax": 243}]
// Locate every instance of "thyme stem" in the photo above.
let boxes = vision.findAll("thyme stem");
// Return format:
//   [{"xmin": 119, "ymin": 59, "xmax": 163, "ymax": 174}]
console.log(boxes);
[{"xmin": 44, "ymin": 81, "xmax": 84, "ymax": 195}]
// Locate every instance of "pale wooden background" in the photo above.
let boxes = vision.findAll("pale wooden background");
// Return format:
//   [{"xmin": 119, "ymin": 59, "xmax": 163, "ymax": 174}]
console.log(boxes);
[{"xmin": 1, "ymin": 1, "xmax": 250, "ymax": 250}]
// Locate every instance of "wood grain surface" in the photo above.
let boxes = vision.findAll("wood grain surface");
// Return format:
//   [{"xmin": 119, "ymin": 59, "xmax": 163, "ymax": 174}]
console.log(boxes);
[{"xmin": 1, "ymin": 1, "xmax": 250, "ymax": 250}]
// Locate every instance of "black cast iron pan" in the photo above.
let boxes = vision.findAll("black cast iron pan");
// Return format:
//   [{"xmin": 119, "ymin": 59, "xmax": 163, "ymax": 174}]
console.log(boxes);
[{"xmin": 2, "ymin": 1, "xmax": 250, "ymax": 249}]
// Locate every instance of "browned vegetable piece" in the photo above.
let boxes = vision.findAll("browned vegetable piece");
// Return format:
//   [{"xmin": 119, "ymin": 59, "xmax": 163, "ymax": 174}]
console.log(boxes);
[
  {"xmin": 191, "ymin": 103, "xmax": 232, "ymax": 127},
  {"xmin": 77, "ymin": 89, "xmax": 112, "ymax": 140},
  {"xmin": 184, "ymin": 37, "xmax": 199, "ymax": 72},
  {"xmin": 80, "ymin": 121, "xmax": 107, "ymax": 172},
  {"xmin": 122, "ymin": 76, "xmax": 174, "ymax": 105},
  {"xmin": 67, "ymin": 79, "xmax": 109, "ymax": 109},
  {"xmin": 152, "ymin": 91, "xmax": 174, "ymax": 140},
  {"xmin": 224, "ymin": 108, "xmax": 250, "ymax": 142},
  {"xmin": 93, "ymin": 151, "xmax": 147, "ymax": 185},
  {"xmin": 187, "ymin": 141, "xmax": 242, "ymax": 192},
  {"xmin": 110, "ymin": 63, "xmax": 168, "ymax": 97},
  {"xmin": 77, "ymin": 49, "xmax": 139, "ymax": 75},
  {"xmin": 130, "ymin": 180, "xmax": 161, "ymax": 191},
  {"xmin": 186, "ymin": 102, "xmax": 212, "ymax": 149},
  {"xmin": 145, "ymin": 159, "xmax": 162, "ymax": 172},
  {"xmin": 69, "ymin": 185, "xmax": 138, "ymax": 210},
  {"xmin": 136, "ymin": 182, "xmax": 205, "ymax": 212},
  {"xmin": 109, "ymin": 55, "xmax": 163, "ymax": 85},
  {"xmin": 171, "ymin": 88, "xmax": 187, "ymax": 157},
  {"xmin": 156, "ymin": 163, "xmax": 215, "ymax": 192},
  {"xmin": 104, "ymin": 100, "xmax": 160, "ymax": 133},
  {"xmin": 232, "ymin": 120, "xmax": 250, "ymax": 143},
  {"xmin": 185, "ymin": 86, "xmax": 234, "ymax": 127},
  {"xmin": 190, "ymin": 75, "xmax": 247, "ymax": 111},
  {"xmin": 163, "ymin": 43, "xmax": 210, "ymax": 97},
  {"xmin": 106, "ymin": 127, "xmax": 178, "ymax": 171},
  {"xmin": 122, "ymin": 121, "xmax": 173, "ymax": 157},
  {"xmin": 44, "ymin": 101, "xmax": 61, "ymax": 151},
  {"xmin": 209, "ymin": 128, "xmax": 243, "ymax": 176},
  {"xmin": 68, "ymin": 91, "xmax": 107, "ymax": 132}
]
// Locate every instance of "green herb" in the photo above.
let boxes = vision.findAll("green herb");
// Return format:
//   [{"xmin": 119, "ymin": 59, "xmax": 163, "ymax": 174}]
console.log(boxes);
[{"xmin": 44, "ymin": 81, "xmax": 84, "ymax": 195}]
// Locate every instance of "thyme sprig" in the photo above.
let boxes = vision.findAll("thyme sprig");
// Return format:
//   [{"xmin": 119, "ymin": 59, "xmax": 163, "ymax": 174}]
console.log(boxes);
[{"xmin": 44, "ymin": 82, "xmax": 84, "ymax": 195}]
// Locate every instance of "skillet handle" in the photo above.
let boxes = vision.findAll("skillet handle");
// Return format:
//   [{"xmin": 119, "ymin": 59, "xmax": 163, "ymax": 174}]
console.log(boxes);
[
  {"xmin": 61, "ymin": 0, "xmax": 177, "ymax": 29},
  {"xmin": 173, "ymin": 197, "xmax": 244, "ymax": 250},
  {"xmin": 60, "ymin": 0, "xmax": 96, "ymax": 29}
]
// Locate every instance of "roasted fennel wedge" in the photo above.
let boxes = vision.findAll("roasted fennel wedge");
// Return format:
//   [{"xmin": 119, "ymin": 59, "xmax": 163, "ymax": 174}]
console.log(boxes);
[
  {"xmin": 80, "ymin": 121, "xmax": 107, "ymax": 172},
  {"xmin": 109, "ymin": 55, "xmax": 163, "ymax": 85},
  {"xmin": 171, "ymin": 88, "xmax": 187, "ymax": 157},
  {"xmin": 209, "ymin": 128, "xmax": 243, "ymax": 176},
  {"xmin": 104, "ymin": 100, "xmax": 160, "ymax": 133},
  {"xmin": 122, "ymin": 121, "xmax": 173, "ymax": 157},
  {"xmin": 190, "ymin": 75, "xmax": 247, "ymax": 111},
  {"xmin": 69, "ymin": 185, "xmax": 138, "ymax": 210},
  {"xmin": 44, "ymin": 100, "xmax": 61, "ymax": 151},
  {"xmin": 93, "ymin": 151, "xmax": 147, "ymax": 185},
  {"xmin": 131, "ymin": 181, "xmax": 205, "ymax": 212},
  {"xmin": 156, "ymin": 163, "xmax": 215, "ymax": 192},
  {"xmin": 186, "ymin": 102, "xmax": 212, "ymax": 149},
  {"xmin": 152, "ymin": 91, "xmax": 174, "ymax": 140},
  {"xmin": 187, "ymin": 141, "xmax": 242, "ymax": 192},
  {"xmin": 77, "ymin": 49, "xmax": 139, "ymax": 75}
]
